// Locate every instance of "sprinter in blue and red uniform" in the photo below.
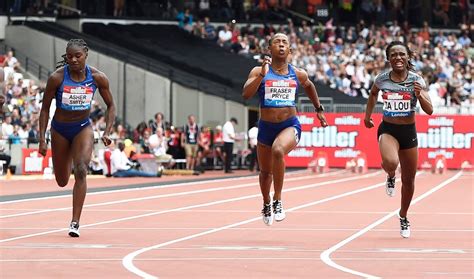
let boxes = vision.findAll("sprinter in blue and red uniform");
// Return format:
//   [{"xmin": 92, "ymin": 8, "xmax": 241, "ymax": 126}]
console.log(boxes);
[
  {"xmin": 39, "ymin": 39, "xmax": 116, "ymax": 237},
  {"xmin": 242, "ymin": 33, "xmax": 328, "ymax": 226}
]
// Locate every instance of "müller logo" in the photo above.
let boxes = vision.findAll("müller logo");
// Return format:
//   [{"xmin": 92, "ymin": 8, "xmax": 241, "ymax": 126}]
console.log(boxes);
[
  {"xmin": 334, "ymin": 116, "xmax": 360, "ymax": 125},
  {"xmin": 297, "ymin": 115, "xmax": 314, "ymax": 125},
  {"xmin": 428, "ymin": 117, "xmax": 454, "ymax": 126},
  {"xmin": 418, "ymin": 127, "xmax": 473, "ymax": 149}
]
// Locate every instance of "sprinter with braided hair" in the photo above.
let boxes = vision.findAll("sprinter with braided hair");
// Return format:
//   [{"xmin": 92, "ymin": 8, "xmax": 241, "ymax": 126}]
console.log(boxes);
[
  {"xmin": 364, "ymin": 41, "xmax": 433, "ymax": 238},
  {"xmin": 39, "ymin": 39, "xmax": 116, "ymax": 237}
]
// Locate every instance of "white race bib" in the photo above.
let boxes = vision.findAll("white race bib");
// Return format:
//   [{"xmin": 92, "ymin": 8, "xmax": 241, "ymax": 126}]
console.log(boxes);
[
  {"xmin": 62, "ymin": 85, "xmax": 93, "ymax": 110},
  {"xmin": 264, "ymin": 79, "xmax": 296, "ymax": 107},
  {"xmin": 382, "ymin": 92, "xmax": 412, "ymax": 117}
]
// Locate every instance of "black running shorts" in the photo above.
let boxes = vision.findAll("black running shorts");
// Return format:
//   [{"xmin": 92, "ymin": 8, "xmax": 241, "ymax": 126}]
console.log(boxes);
[{"xmin": 377, "ymin": 121, "xmax": 418, "ymax": 150}]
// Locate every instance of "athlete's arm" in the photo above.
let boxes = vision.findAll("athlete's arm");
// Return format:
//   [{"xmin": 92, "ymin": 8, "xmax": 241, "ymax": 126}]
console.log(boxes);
[
  {"xmin": 38, "ymin": 71, "xmax": 62, "ymax": 156},
  {"xmin": 364, "ymin": 84, "xmax": 380, "ymax": 128},
  {"xmin": 94, "ymin": 71, "xmax": 116, "ymax": 146},
  {"xmin": 242, "ymin": 55, "xmax": 271, "ymax": 100},
  {"xmin": 295, "ymin": 68, "xmax": 327, "ymax": 127},
  {"xmin": 242, "ymin": 66, "xmax": 265, "ymax": 100},
  {"xmin": 414, "ymin": 82, "xmax": 433, "ymax": 115}
]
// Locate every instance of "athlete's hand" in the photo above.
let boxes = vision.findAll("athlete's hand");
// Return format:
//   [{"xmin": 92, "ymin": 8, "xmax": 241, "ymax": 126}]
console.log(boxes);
[
  {"xmin": 101, "ymin": 135, "xmax": 112, "ymax": 146},
  {"xmin": 260, "ymin": 55, "xmax": 271, "ymax": 77},
  {"xmin": 414, "ymin": 82, "xmax": 422, "ymax": 97},
  {"xmin": 317, "ymin": 112, "xmax": 328, "ymax": 127},
  {"xmin": 364, "ymin": 117, "xmax": 374, "ymax": 128},
  {"xmin": 38, "ymin": 140, "xmax": 47, "ymax": 156}
]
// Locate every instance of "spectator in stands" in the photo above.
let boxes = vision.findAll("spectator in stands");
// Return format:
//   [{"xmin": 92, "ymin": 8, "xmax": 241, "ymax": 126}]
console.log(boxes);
[
  {"xmin": 182, "ymin": 114, "xmax": 199, "ymax": 170},
  {"xmin": 222, "ymin": 117, "xmax": 238, "ymax": 173},
  {"xmin": 111, "ymin": 141, "xmax": 159, "ymax": 177},
  {"xmin": 3, "ymin": 50, "xmax": 20, "ymax": 68},
  {"xmin": 132, "ymin": 121, "xmax": 148, "ymax": 143},
  {"xmin": 149, "ymin": 127, "xmax": 174, "ymax": 168},
  {"xmin": 197, "ymin": 125, "xmax": 211, "ymax": 169},
  {"xmin": 150, "ymin": 112, "xmax": 165, "ymax": 134},
  {"xmin": 177, "ymin": 8, "xmax": 194, "ymax": 32},
  {"xmin": 218, "ymin": 24, "xmax": 232, "ymax": 48},
  {"xmin": 247, "ymin": 122, "xmax": 258, "ymax": 172},
  {"xmin": 203, "ymin": 17, "xmax": 216, "ymax": 40},
  {"xmin": 38, "ymin": 39, "xmax": 116, "ymax": 238},
  {"xmin": 28, "ymin": 124, "xmax": 39, "ymax": 144},
  {"xmin": 212, "ymin": 125, "xmax": 224, "ymax": 165},
  {"xmin": 1, "ymin": 115, "xmax": 13, "ymax": 139},
  {"xmin": 0, "ymin": 141, "xmax": 11, "ymax": 174},
  {"xmin": 113, "ymin": 0, "xmax": 125, "ymax": 17}
]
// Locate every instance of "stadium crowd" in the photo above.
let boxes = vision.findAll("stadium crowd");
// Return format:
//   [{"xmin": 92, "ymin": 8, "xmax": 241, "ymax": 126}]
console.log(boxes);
[{"xmin": 186, "ymin": 15, "xmax": 473, "ymax": 108}]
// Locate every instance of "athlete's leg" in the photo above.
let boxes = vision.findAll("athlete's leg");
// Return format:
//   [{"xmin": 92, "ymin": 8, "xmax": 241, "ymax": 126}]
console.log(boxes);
[
  {"xmin": 271, "ymin": 127, "xmax": 298, "ymax": 201},
  {"xmin": 379, "ymin": 134, "xmax": 400, "ymax": 178},
  {"xmin": 50, "ymin": 130, "xmax": 73, "ymax": 187},
  {"xmin": 398, "ymin": 147, "xmax": 418, "ymax": 218},
  {"xmin": 70, "ymin": 126, "xmax": 94, "ymax": 223},
  {"xmin": 257, "ymin": 143, "xmax": 273, "ymax": 204}
]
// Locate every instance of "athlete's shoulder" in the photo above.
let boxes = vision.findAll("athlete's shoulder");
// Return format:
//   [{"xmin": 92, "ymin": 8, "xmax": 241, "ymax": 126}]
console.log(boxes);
[
  {"xmin": 48, "ymin": 67, "xmax": 65, "ymax": 84},
  {"xmin": 89, "ymin": 65, "xmax": 105, "ymax": 76},
  {"xmin": 407, "ymin": 70, "xmax": 426, "ymax": 87},
  {"xmin": 375, "ymin": 70, "xmax": 390, "ymax": 82}
]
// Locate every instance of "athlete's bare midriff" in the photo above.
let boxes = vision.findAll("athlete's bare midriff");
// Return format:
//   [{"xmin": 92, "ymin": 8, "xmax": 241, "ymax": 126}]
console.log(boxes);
[
  {"xmin": 260, "ymin": 107, "xmax": 297, "ymax": 123},
  {"xmin": 53, "ymin": 108, "xmax": 91, "ymax": 123},
  {"xmin": 383, "ymin": 115, "xmax": 415, "ymax": 125}
]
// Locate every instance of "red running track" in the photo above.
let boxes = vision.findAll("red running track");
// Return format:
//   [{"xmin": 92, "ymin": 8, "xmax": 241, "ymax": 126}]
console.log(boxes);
[{"xmin": 0, "ymin": 169, "xmax": 472, "ymax": 278}]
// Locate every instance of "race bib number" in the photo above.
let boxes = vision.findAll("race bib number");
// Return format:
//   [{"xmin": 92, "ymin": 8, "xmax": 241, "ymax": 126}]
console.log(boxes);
[
  {"xmin": 62, "ymin": 85, "xmax": 94, "ymax": 110},
  {"xmin": 264, "ymin": 79, "xmax": 296, "ymax": 107},
  {"xmin": 382, "ymin": 92, "xmax": 412, "ymax": 117}
]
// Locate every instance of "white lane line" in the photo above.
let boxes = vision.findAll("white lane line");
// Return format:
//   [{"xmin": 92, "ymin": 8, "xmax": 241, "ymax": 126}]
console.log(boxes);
[
  {"xmin": 2, "ymin": 257, "xmax": 473, "ymax": 263},
  {"xmin": 320, "ymin": 171, "xmax": 463, "ymax": 279},
  {"xmin": 0, "ymin": 169, "xmax": 333, "ymax": 205},
  {"xmin": 0, "ymin": 171, "xmax": 347, "ymax": 219},
  {"xmin": 0, "ymin": 171, "xmax": 381, "ymax": 243},
  {"xmin": 1, "ymin": 227, "xmax": 473, "ymax": 233},
  {"xmin": 121, "ymin": 172, "xmax": 390, "ymax": 279}
]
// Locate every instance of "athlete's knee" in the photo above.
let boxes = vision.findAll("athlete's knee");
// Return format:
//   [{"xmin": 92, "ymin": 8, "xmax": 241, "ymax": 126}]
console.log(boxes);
[
  {"xmin": 382, "ymin": 159, "xmax": 399, "ymax": 172},
  {"xmin": 401, "ymin": 174, "xmax": 415, "ymax": 188},
  {"xmin": 271, "ymin": 145, "xmax": 285, "ymax": 160},
  {"xmin": 56, "ymin": 177, "xmax": 69, "ymax": 187},
  {"xmin": 73, "ymin": 161, "xmax": 88, "ymax": 180},
  {"xmin": 259, "ymin": 170, "xmax": 272, "ymax": 179}
]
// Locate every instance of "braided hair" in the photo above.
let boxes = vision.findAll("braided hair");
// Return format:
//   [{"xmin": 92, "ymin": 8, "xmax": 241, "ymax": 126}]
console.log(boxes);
[
  {"xmin": 385, "ymin": 41, "xmax": 414, "ymax": 71},
  {"xmin": 56, "ymin": 39, "xmax": 89, "ymax": 69}
]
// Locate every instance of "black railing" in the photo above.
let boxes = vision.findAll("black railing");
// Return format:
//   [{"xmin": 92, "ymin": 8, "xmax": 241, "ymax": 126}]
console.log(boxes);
[{"xmin": 20, "ymin": 21, "xmax": 252, "ymax": 106}]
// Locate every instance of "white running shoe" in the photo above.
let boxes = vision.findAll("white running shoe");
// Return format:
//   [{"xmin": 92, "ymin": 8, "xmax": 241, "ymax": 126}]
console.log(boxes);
[
  {"xmin": 386, "ymin": 176, "xmax": 396, "ymax": 197},
  {"xmin": 399, "ymin": 215, "xmax": 411, "ymax": 238},
  {"xmin": 68, "ymin": 221, "xmax": 80, "ymax": 237},
  {"xmin": 261, "ymin": 203, "xmax": 273, "ymax": 226},
  {"xmin": 273, "ymin": 200, "xmax": 286, "ymax": 222}
]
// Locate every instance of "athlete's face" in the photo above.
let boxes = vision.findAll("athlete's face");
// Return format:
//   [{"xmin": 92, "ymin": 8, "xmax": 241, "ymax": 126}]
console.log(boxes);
[
  {"xmin": 388, "ymin": 45, "xmax": 408, "ymax": 73},
  {"xmin": 66, "ymin": 46, "xmax": 87, "ymax": 72},
  {"xmin": 269, "ymin": 34, "xmax": 291, "ymax": 59}
]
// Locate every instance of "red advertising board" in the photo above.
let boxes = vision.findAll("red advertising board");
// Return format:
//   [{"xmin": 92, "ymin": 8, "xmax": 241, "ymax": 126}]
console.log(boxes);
[
  {"xmin": 22, "ymin": 148, "xmax": 52, "ymax": 175},
  {"xmin": 286, "ymin": 113, "xmax": 474, "ymax": 169}
]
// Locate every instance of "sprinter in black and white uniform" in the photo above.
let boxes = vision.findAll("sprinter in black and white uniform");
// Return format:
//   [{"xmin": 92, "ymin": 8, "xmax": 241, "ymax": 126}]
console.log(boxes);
[{"xmin": 364, "ymin": 41, "xmax": 433, "ymax": 238}]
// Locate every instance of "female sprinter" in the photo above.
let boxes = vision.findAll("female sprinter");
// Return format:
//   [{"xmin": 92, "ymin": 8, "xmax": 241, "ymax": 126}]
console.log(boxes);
[
  {"xmin": 242, "ymin": 33, "xmax": 328, "ymax": 226},
  {"xmin": 364, "ymin": 41, "xmax": 433, "ymax": 238},
  {"xmin": 39, "ymin": 39, "xmax": 116, "ymax": 237}
]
